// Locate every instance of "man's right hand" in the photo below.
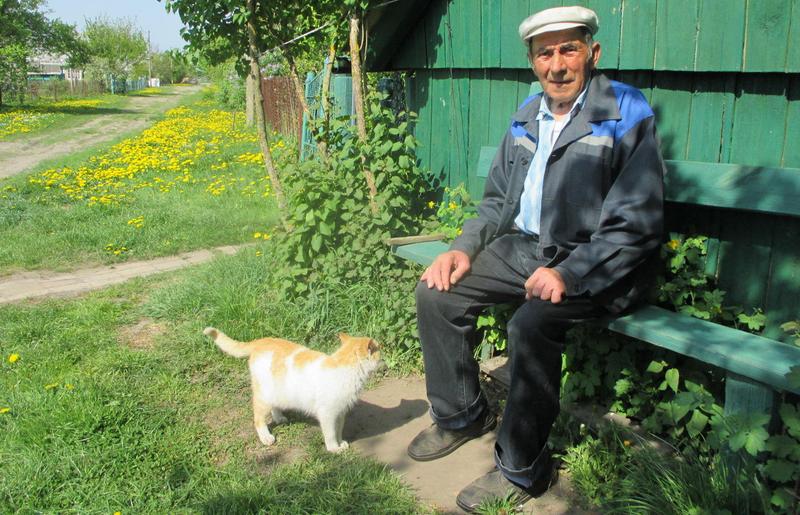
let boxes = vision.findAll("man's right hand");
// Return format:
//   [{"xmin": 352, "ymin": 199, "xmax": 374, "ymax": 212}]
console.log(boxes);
[{"xmin": 420, "ymin": 250, "xmax": 471, "ymax": 291}]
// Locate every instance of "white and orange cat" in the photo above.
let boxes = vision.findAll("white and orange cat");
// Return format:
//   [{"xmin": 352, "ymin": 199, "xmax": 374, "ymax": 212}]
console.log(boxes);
[{"xmin": 203, "ymin": 327, "xmax": 382, "ymax": 452}]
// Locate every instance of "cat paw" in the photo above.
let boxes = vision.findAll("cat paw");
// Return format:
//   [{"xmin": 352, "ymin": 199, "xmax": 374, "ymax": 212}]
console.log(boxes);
[
  {"xmin": 257, "ymin": 429, "xmax": 276, "ymax": 446},
  {"xmin": 327, "ymin": 441, "xmax": 349, "ymax": 453}
]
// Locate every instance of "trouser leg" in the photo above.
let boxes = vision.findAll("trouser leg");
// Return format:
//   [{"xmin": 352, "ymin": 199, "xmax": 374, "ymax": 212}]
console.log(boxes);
[
  {"xmin": 415, "ymin": 244, "xmax": 525, "ymax": 429},
  {"xmin": 494, "ymin": 296, "xmax": 606, "ymax": 488}
]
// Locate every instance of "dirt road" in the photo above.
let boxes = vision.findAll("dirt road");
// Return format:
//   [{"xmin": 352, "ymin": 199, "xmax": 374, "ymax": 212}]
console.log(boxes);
[{"xmin": 0, "ymin": 86, "xmax": 200, "ymax": 179}]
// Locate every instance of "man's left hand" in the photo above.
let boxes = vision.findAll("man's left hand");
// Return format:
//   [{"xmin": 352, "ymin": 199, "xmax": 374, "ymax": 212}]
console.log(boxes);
[{"xmin": 525, "ymin": 267, "xmax": 566, "ymax": 303}]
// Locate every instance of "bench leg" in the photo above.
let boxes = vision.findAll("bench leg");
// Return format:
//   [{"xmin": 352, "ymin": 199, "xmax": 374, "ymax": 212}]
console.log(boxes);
[{"xmin": 723, "ymin": 372, "xmax": 776, "ymax": 470}]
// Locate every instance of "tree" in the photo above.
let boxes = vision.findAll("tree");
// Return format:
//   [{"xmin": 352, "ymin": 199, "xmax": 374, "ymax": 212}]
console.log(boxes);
[
  {"xmin": 0, "ymin": 0, "xmax": 86, "ymax": 105},
  {"xmin": 82, "ymin": 17, "xmax": 148, "ymax": 85}
]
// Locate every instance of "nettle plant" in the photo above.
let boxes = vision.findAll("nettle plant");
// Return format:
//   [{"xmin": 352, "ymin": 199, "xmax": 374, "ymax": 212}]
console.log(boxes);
[{"xmin": 268, "ymin": 93, "xmax": 431, "ymax": 360}]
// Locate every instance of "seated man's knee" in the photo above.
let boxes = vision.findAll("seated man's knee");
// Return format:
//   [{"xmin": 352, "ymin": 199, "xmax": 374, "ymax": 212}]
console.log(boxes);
[{"xmin": 415, "ymin": 280, "xmax": 447, "ymax": 309}]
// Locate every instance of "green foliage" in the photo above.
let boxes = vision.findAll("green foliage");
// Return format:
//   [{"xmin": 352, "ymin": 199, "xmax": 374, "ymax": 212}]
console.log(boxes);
[
  {"xmin": 657, "ymin": 235, "xmax": 765, "ymax": 332},
  {"xmin": 425, "ymin": 183, "xmax": 476, "ymax": 241},
  {"xmin": 81, "ymin": 17, "xmax": 148, "ymax": 83},
  {"xmin": 205, "ymin": 59, "xmax": 246, "ymax": 110},
  {"xmin": 780, "ymin": 320, "xmax": 800, "ymax": 348},
  {"xmin": 265, "ymin": 93, "xmax": 430, "ymax": 365},
  {"xmin": 0, "ymin": 0, "xmax": 86, "ymax": 105}
]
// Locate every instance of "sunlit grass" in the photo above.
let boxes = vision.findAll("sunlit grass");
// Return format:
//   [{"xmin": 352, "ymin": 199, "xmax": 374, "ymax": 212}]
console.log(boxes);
[{"xmin": 0, "ymin": 96, "xmax": 285, "ymax": 274}]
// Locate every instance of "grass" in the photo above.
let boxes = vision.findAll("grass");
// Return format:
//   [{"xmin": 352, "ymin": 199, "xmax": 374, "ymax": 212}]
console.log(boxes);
[
  {"xmin": 0, "ymin": 90, "xmax": 281, "ymax": 274},
  {"xmin": 558, "ymin": 422, "xmax": 771, "ymax": 514},
  {"xmin": 0, "ymin": 247, "xmax": 429, "ymax": 513}
]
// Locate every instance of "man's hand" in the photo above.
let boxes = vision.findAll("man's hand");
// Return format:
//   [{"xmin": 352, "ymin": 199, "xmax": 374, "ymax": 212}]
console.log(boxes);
[
  {"xmin": 525, "ymin": 267, "xmax": 566, "ymax": 303},
  {"xmin": 421, "ymin": 250, "xmax": 471, "ymax": 291}
]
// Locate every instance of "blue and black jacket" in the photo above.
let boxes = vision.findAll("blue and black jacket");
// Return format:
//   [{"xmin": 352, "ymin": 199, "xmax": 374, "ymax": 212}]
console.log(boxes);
[{"xmin": 450, "ymin": 72, "xmax": 665, "ymax": 313}]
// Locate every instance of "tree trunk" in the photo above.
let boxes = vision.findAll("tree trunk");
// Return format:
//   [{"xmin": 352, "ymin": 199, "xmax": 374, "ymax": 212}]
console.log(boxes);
[
  {"xmin": 245, "ymin": 71, "xmax": 256, "ymax": 126},
  {"xmin": 246, "ymin": 0, "xmax": 289, "ymax": 231},
  {"xmin": 349, "ymin": 13, "xmax": 378, "ymax": 215},
  {"xmin": 321, "ymin": 43, "xmax": 335, "ymax": 124},
  {"xmin": 286, "ymin": 53, "xmax": 327, "ymax": 158}
]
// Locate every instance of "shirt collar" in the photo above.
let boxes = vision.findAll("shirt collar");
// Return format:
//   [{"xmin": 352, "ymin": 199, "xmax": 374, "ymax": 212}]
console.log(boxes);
[{"xmin": 537, "ymin": 80, "xmax": 590, "ymax": 121}]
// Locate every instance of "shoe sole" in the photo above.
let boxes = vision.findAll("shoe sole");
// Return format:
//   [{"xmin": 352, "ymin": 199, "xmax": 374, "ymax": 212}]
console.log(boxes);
[{"xmin": 407, "ymin": 415, "xmax": 497, "ymax": 462}]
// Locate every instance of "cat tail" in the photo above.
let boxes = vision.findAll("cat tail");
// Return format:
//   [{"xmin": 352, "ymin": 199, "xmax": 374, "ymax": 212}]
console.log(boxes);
[{"xmin": 203, "ymin": 327, "xmax": 251, "ymax": 358}]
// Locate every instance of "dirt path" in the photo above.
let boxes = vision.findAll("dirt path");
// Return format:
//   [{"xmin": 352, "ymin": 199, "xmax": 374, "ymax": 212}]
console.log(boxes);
[{"xmin": 0, "ymin": 86, "xmax": 201, "ymax": 179}]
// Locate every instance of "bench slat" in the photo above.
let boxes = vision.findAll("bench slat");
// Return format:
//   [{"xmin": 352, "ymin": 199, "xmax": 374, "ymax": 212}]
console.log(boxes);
[
  {"xmin": 394, "ymin": 240, "xmax": 448, "ymax": 266},
  {"xmin": 607, "ymin": 305, "xmax": 800, "ymax": 394}
]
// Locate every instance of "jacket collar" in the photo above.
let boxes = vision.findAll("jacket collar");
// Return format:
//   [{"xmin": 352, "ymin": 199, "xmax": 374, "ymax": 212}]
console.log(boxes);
[{"xmin": 512, "ymin": 72, "xmax": 621, "ymax": 125}]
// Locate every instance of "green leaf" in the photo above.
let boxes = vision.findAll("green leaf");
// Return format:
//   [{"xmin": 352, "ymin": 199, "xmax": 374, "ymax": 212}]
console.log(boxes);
[
  {"xmin": 665, "ymin": 368, "xmax": 680, "ymax": 393},
  {"xmin": 779, "ymin": 403, "xmax": 800, "ymax": 438},
  {"xmin": 310, "ymin": 234, "xmax": 322, "ymax": 252},
  {"xmin": 763, "ymin": 459, "xmax": 797, "ymax": 482},
  {"xmin": 318, "ymin": 222, "xmax": 332, "ymax": 236},
  {"xmin": 646, "ymin": 360, "xmax": 666, "ymax": 373},
  {"xmin": 744, "ymin": 427, "xmax": 769, "ymax": 455},
  {"xmin": 766, "ymin": 434, "xmax": 798, "ymax": 459},
  {"xmin": 686, "ymin": 409, "xmax": 709, "ymax": 438}
]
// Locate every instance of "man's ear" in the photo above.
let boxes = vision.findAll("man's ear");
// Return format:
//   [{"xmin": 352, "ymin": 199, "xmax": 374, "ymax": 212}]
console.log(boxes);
[{"xmin": 589, "ymin": 41, "xmax": 601, "ymax": 69}]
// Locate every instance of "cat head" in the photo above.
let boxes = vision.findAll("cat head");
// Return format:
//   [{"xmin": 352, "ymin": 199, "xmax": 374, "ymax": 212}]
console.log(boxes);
[{"xmin": 337, "ymin": 333, "xmax": 382, "ymax": 369}]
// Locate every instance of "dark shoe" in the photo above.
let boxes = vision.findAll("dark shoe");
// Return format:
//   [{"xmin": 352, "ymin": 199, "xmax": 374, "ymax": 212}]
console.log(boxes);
[
  {"xmin": 407, "ymin": 411, "xmax": 496, "ymax": 462},
  {"xmin": 455, "ymin": 467, "xmax": 558, "ymax": 513}
]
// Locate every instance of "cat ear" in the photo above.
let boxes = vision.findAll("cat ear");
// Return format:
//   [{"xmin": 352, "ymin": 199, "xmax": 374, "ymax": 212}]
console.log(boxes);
[
  {"xmin": 338, "ymin": 333, "xmax": 348, "ymax": 343},
  {"xmin": 367, "ymin": 339, "xmax": 380, "ymax": 355}
]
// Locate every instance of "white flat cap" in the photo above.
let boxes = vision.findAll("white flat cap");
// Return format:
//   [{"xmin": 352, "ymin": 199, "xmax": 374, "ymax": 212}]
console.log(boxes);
[{"xmin": 519, "ymin": 6, "xmax": 599, "ymax": 41}]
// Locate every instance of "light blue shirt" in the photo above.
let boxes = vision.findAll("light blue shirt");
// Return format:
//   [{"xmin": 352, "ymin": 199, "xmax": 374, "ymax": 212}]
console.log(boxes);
[{"xmin": 514, "ymin": 86, "xmax": 589, "ymax": 236}]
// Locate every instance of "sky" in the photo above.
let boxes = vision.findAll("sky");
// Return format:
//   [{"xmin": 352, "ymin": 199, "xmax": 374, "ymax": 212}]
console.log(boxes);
[{"xmin": 45, "ymin": 0, "xmax": 188, "ymax": 52}]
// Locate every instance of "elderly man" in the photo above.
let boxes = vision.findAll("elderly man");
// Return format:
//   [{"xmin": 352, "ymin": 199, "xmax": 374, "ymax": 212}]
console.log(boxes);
[{"xmin": 407, "ymin": 5, "xmax": 665, "ymax": 511}]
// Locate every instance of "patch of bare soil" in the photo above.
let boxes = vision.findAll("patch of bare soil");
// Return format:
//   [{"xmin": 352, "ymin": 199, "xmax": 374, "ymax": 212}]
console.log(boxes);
[
  {"xmin": 0, "ymin": 86, "xmax": 200, "ymax": 179},
  {"xmin": 118, "ymin": 317, "xmax": 167, "ymax": 350}
]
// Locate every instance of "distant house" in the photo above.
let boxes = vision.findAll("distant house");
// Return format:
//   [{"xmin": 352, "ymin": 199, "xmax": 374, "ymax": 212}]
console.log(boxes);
[{"xmin": 27, "ymin": 53, "xmax": 83, "ymax": 81}]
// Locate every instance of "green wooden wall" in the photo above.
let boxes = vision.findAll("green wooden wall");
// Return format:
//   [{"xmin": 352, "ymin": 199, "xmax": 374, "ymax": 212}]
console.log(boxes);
[
  {"xmin": 387, "ymin": 0, "xmax": 800, "ymax": 341},
  {"xmin": 391, "ymin": 0, "xmax": 800, "ymax": 73}
]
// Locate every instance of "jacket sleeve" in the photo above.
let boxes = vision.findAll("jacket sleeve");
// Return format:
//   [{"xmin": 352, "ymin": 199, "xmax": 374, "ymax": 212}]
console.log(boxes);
[
  {"xmin": 553, "ymin": 114, "xmax": 665, "ymax": 297},
  {"xmin": 448, "ymin": 128, "xmax": 517, "ymax": 260}
]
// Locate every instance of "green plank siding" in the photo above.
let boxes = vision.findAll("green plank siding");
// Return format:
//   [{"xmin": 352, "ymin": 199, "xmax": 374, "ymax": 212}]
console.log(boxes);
[
  {"xmin": 425, "ymin": 0, "xmax": 449, "ymax": 69},
  {"xmin": 654, "ymin": 0, "xmax": 698, "ymax": 71},
  {"xmin": 686, "ymin": 74, "xmax": 736, "ymax": 163},
  {"xmin": 764, "ymin": 219, "xmax": 800, "ymax": 340},
  {"xmin": 717, "ymin": 213, "xmax": 773, "ymax": 310},
  {"xmin": 488, "ymin": 69, "xmax": 522, "ymax": 145},
  {"xmin": 410, "ymin": 71, "xmax": 434, "ymax": 172},
  {"xmin": 500, "ymin": 0, "xmax": 532, "ymax": 69},
  {"xmin": 730, "ymin": 75, "xmax": 788, "ymax": 167},
  {"xmin": 481, "ymin": 0, "xmax": 503, "ymax": 67},
  {"xmin": 618, "ymin": 0, "xmax": 656, "ymax": 70},
  {"xmin": 743, "ymin": 0, "xmax": 792, "ymax": 73},
  {"xmin": 788, "ymin": 0, "xmax": 800, "ymax": 72},
  {"xmin": 449, "ymin": 71, "xmax": 471, "ymax": 189},
  {"xmin": 695, "ymin": 0, "xmax": 745, "ymax": 72},
  {"xmin": 783, "ymin": 76, "xmax": 800, "ymax": 167},
  {"xmin": 467, "ymin": 70, "xmax": 493, "ymax": 198},
  {"xmin": 650, "ymin": 73, "xmax": 693, "ymax": 160},
  {"xmin": 579, "ymin": 0, "xmax": 621, "ymax": 69},
  {"xmin": 516, "ymin": 69, "xmax": 536, "ymax": 106},
  {"xmin": 450, "ymin": 0, "xmax": 482, "ymax": 67},
  {"xmin": 428, "ymin": 73, "xmax": 451, "ymax": 183}
]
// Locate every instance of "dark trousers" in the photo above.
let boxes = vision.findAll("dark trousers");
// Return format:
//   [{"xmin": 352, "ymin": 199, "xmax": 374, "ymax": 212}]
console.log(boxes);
[{"xmin": 415, "ymin": 233, "xmax": 607, "ymax": 487}]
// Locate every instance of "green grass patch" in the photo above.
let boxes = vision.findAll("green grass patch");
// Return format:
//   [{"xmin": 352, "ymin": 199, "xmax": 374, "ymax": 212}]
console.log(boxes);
[
  {"xmin": 0, "ymin": 91, "xmax": 281, "ymax": 274},
  {"xmin": 0, "ymin": 253, "xmax": 428, "ymax": 513}
]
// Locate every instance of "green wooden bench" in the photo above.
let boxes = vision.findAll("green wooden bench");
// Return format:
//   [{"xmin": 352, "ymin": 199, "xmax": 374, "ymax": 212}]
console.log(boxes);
[{"xmin": 391, "ymin": 146, "xmax": 800, "ymax": 419}]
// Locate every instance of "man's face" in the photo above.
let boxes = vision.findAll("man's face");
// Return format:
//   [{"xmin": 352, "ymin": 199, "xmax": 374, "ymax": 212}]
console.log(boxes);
[{"xmin": 528, "ymin": 28, "xmax": 601, "ymax": 113}]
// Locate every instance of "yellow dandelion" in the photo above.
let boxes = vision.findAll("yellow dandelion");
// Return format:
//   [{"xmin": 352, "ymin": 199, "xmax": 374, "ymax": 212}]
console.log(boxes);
[
  {"xmin": 623, "ymin": 440, "xmax": 632, "ymax": 447},
  {"xmin": 427, "ymin": 201, "xmax": 435, "ymax": 209},
  {"xmin": 448, "ymin": 201, "xmax": 458, "ymax": 210},
  {"xmin": 8, "ymin": 353, "xmax": 19, "ymax": 364},
  {"xmin": 253, "ymin": 232, "xmax": 262, "ymax": 239},
  {"xmin": 0, "ymin": 408, "xmax": 10, "ymax": 415},
  {"xmin": 255, "ymin": 250, "xmax": 263, "ymax": 256},
  {"xmin": 667, "ymin": 239, "xmax": 680, "ymax": 251},
  {"xmin": 44, "ymin": 383, "xmax": 59, "ymax": 390}
]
